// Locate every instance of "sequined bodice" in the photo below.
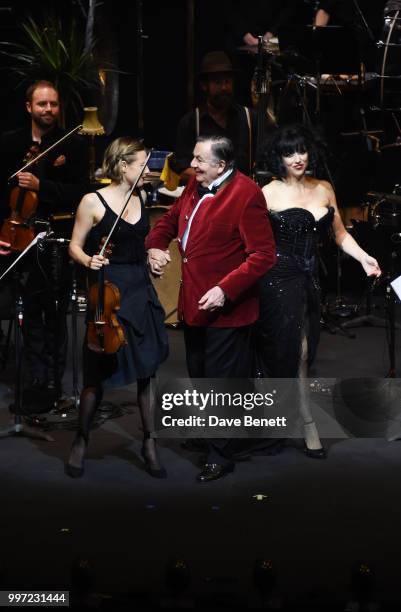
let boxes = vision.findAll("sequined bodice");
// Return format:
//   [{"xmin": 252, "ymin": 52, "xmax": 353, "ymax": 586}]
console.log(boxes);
[
  {"xmin": 270, "ymin": 207, "xmax": 334, "ymax": 273},
  {"xmin": 258, "ymin": 207, "xmax": 334, "ymax": 377}
]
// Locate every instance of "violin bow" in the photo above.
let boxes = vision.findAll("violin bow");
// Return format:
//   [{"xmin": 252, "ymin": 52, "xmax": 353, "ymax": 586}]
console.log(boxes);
[
  {"xmin": 98, "ymin": 150, "xmax": 152, "ymax": 258},
  {"xmin": 8, "ymin": 124, "xmax": 83, "ymax": 181}
]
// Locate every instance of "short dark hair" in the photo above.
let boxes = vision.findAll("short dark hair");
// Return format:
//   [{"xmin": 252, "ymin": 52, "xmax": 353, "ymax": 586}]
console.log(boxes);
[
  {"xmin": 197, "ymin": 135, "xmax": 236, "ymax": 170},
  {"xmin": 259, "ymin": 124, "xmax": 324, "ymax": 179},
  {"xmin": 26, "ymin": 80, "xmax": 59, "ymax": 103}
]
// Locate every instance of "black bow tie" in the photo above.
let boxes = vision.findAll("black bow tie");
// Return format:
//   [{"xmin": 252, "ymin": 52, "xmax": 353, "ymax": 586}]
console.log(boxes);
[{"xmin": 197, "ymin": 184, "xmax": 218, "ymax": 198}]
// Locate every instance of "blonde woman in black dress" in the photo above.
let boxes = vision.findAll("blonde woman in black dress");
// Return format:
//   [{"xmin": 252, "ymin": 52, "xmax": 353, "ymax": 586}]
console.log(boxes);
[{"xmin": 65, "ymin": 137, "xmax": 168, "ymax": 478}]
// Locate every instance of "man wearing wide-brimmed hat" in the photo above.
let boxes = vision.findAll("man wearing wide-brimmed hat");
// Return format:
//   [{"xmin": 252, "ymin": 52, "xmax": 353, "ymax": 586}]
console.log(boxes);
[{"xmin": 171, "ymin": 51, "xmax": 256, "ymax": 178}]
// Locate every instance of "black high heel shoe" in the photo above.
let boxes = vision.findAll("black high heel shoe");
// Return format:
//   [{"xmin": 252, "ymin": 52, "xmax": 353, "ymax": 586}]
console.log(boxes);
[
  {"xmin": 141, "ymin": 433, "xmax": 167, "ymax": 479},
  {"xmin": 65, "ymin": 431, "xmax": 88, "ymax": 478},
  {"xmin": 303, "ymin": 443, "xmax": 327, "ymax": 459}
]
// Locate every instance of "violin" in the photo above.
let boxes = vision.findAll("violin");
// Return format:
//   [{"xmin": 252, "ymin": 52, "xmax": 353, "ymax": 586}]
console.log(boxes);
[
  {"xmin": 0, "ymin": 144, "xmax": 39, "ymax": 252},
  {"xmin": 86, "ymin": 240, "xmax": 127, "ymax": 354},
  {"xmin": 0, "ymin": 124, "xmax": 83, "ymax": 252}
]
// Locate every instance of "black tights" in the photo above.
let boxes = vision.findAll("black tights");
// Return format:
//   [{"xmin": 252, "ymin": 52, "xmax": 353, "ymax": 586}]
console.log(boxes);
[{"xmin": 67, "ymin": 377, "xmax": 163, "ymax": 471}]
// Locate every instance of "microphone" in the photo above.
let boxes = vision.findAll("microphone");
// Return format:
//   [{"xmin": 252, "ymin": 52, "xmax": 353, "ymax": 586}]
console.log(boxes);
[
  {"xmin": 41, "ymin": 237, "xmax": 70, "ymax": 243},
  {"xmin": 37, "ymin": 230, "xmax": 70, "ymax": 247}
]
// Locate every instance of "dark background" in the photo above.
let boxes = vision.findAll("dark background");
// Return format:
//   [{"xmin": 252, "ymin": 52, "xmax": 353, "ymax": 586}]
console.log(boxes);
[
  {"xmin": 0, "ymin": 0, "xmax": 237, "ymax": 150},
  {"xmin": 1, "ymin": 3, "xmax": 401, "ymax": 606}
]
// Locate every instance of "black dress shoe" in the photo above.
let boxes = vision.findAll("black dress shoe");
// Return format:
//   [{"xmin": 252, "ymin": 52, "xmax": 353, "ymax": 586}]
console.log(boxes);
[
  {"xmin": 196, "ymin": 462, "xmax": 234, "ymax": 483},
  {"xmin": 303, "ymin": 444, "xmax": 327, "ymax": 459}
]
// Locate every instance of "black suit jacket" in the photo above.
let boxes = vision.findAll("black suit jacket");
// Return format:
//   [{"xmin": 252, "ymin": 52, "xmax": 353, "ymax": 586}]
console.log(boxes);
[{"xmin": 0, "ymin": 124, "xmax": 89, "ymax": 222}]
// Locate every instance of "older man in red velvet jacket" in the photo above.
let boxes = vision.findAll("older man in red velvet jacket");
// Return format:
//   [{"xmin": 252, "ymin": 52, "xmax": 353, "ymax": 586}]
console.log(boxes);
[{"xmin": 146, "ymin": 135, "xmax": 276, "ymax": 482}]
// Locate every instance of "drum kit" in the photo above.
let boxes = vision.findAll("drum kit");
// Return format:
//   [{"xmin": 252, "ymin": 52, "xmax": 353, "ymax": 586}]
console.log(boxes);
[
  {"xmin": 348, "ymin": 188, "xmax": 401, "ymax": 376},
  {"xmin": 237, "ymin": 20, "xmax": 401, "ymax": 374},
  {"xmin": 237, "ymin": 7, "xmax": 401, "ymax": 135},
  {"xmin": 238, "ymin": 24, "xmax": 372, "ymax": 131}
]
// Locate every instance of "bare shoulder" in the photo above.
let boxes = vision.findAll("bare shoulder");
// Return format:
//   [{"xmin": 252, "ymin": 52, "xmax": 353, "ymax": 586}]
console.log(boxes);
[
  {"xmin": 262, "ymin": 179, "xmax": 283, "ymax": 210},
  {"xmin": 78, "ymin": 191, "xmax": 100, "ymax": 209},
  {"xmin": 76, "ymin": 192, "xmax": 101, "ymax": 221},
  {"xmin": 262, "ymin": 179, "xmax": 282, "ymax": 197},
  {"xmin": 314, "ymin": 179, "xmax": 334, "ymax": 196}
]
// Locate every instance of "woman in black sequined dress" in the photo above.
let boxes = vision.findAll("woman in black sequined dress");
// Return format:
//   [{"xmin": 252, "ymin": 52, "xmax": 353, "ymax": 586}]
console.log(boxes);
[
  {"xmin": 257, "ymin": 125, "xmax": 381, "ymax": 456},
  {"xmin": 65, "ymin": 137, "xmax": 169, "ymax": 478}
]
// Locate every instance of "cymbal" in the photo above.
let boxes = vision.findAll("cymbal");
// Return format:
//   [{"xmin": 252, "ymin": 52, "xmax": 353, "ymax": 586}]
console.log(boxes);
[
  {"xmin": 341, "ymin": 129, "xmax": 383, "ymax": 137},
  {"xmin": 236, "ymin": 43, "xmax": 279, "ymax": 56},
  {"xmin": 380, "ymin": 140, "xmax": 401, "ymax": 150},
  {"xmin": 367, "ymin": 191, "xmax": 401, "ymax": 204}
]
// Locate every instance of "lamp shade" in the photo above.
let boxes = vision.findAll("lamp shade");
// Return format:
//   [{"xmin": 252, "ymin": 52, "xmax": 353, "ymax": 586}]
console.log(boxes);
[{"xmin": 80, "ymin": 107, "xmax": 105, "ymax": 136}]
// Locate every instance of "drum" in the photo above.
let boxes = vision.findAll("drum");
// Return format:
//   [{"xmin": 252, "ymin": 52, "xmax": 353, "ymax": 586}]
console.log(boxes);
[
  {"xmin": 340, "ymin": 205, "xmax": 369, "ymax": 229},
  {"xmin": 49, "ymin": 212, "xmax": 75, "ymax": 239},
  {"xmin": 372, "ymin": 200, "xmax": 401, "ymax": 230},
  {"xmin": 380, "ymin": 8, "xmax": 401, "ymax": 107},
  {"xmin": 148, "ymin": 206, "xmax": 181, "ymax": 325}
]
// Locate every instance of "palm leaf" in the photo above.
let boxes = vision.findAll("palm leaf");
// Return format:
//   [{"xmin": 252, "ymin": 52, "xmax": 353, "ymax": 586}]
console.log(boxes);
[{"xmin": 0, "ymin": 14, "xmax": 103, "ymax": 124}]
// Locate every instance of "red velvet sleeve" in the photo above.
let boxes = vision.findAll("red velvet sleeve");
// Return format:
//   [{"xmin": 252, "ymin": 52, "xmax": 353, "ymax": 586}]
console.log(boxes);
[
  {"xmin": 217, "ymin": 194, "xmax": 276, "ymax": 301},
  {"xmin": 145, "ymin": 196, "xmax": 183, "ymax": 251}
]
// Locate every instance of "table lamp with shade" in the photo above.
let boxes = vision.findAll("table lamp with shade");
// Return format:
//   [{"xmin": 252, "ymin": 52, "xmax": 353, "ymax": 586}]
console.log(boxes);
[{"xmin": 79, "ymin": 107, "xmax": 105, "ymax": 182}]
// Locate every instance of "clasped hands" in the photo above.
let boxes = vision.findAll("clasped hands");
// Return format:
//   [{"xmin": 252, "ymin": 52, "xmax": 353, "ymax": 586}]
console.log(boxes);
[
  {"xmin": 148, "ymin": 248, "xmax": 171, "ymax": 277},
  {"xmin": 147, "ymin": 248, "xmax": 226, "ymax": 311}
]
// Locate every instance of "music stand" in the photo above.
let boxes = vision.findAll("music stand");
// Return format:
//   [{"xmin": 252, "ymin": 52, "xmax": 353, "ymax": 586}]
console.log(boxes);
[
  {"xmin": 341, "ymin": 194, "xmax": 401, "ymax": 340},
  {"xmin": 0, "ymin": 234, "xmax": 54, "ymax": 441}
]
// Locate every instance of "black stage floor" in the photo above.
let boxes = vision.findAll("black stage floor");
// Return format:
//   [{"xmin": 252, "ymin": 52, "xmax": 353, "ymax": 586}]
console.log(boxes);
[{"xmin": 0, "ymin": 300, "xmax": 401, "ymax": 609}]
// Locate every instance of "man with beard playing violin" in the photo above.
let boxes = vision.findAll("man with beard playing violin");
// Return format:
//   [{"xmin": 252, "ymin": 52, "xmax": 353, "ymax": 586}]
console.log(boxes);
[{"xmin": 0, "ymin": 80, "xmax": 88, "ymax": 401}]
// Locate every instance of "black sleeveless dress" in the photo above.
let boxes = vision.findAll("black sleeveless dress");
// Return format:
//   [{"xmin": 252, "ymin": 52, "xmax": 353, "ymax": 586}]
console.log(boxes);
[
  {"xmin": 256, "ymin": 206, "xmax": 334, "ymax": 377},
  {"xmin": 82, "ymin": 191, "xmax": 169, "ymax": 388}
]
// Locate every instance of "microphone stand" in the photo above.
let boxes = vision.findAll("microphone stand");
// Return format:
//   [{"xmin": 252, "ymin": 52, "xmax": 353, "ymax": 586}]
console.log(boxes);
[
  {"xmin": 0, "ymin": 233, "xmax": 54, "ymax": 440},
  {"xmin": 352, "ymin": 0, "xmax": 375, "ymax": 43},
  {"xmin": 36, "ymin": 234, "xmax": 72, "ymax": 405},
  {"xmin": 69, "ymin": 259, "xmax": 80, "ymax": 410}
]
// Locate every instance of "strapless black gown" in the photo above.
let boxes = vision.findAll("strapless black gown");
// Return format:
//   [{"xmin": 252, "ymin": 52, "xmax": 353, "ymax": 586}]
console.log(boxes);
[{"xmin": 256, "ymin": 206, "xmax": 334, "ymax": 377}]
